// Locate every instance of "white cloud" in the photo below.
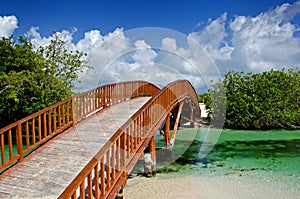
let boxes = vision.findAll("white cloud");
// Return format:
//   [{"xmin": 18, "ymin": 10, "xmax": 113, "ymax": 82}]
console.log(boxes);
[
  {"xmin": 189, "ymin": 13, "xmax": 233, "ymax": 61},
  {"xmin": 188, "ymin": 1, "xmax": 300, "ymax": 74},
  {"xmin": 0, "ymin": 15, "xmax": 18, "ymax": 37},
  {"xmin": 75, "ymin": 30, "xmax": 103, "ymax": 52},
  {"xmin": 77, "ymin": 28, "xmax": 132, "ymax": 89},
  {"xmin": 26, "ymin": 26, "xmax": 77, "ymax": 50},
  {"xmin": 161, "ymin": 37, "xmax": 177, "ymax": 51},
  {"xmin": 131, "ymin": 40, "xmax": 157, "ymax": 66},
  {"xmin": 229, "ymin": 1, "xmax": 300, "ymax": 72},
  {"xmin": 26, "ymin": 27, "xmax": 51, "ymax": 47},
  {"xmin": 25, "ymin": 27, "xmax": 133, "ymax": 90}
]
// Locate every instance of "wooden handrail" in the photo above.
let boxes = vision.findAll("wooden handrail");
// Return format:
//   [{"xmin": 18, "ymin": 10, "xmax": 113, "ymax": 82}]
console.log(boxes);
[
  {"xmin": 58, "ymin": 79, "xmax": 200, "ymax": 199},
  {"xmin": 0, "ymin": 81, "xmax": 160, "ymax": 173}
]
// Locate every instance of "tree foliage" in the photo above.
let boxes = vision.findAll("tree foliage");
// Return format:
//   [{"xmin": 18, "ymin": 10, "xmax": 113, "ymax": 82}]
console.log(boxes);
[
  {"xmin": 206, "ymin": 69, "xmax": 300, "ymax": 130},
  {"xmin": 198, "ymin": 93, "xmax": 211, "ymax": 109},
  {"xmin": 0, "ymin": 34, "xmax": 89, "ymax": 128}
]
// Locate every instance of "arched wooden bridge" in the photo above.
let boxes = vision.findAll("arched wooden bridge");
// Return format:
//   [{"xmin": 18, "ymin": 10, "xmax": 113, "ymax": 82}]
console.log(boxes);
[{"xmin": 0, "ymin": 80, "xmax": 200, "ymax": 199}]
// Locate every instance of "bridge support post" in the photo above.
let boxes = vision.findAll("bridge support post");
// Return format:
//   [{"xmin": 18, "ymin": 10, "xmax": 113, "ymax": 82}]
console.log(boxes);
[
  {"xmin": 164, "ymin": 113, "xmax": 171, "ymax": 147},
  {"xmin": 150, "ymin": 135, "xmax": 156, "ymax": 175},
  {"xmin": 144, "ymin": 135, "xmax": 156, "ymax": 177},
  {"xmin": 189, "ymin": 100, "xmax": 196, "ymax": 127},
  {"xmin": 170, "ymin": 102, "xmax": 183, "ymax": 146}
]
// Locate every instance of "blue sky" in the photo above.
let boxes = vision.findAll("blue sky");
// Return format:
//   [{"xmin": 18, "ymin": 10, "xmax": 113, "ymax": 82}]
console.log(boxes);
[
  {"xmin": 1, "ymin": 0, "xmax": 300, "ymax": 91},
  {"xmin": 2, "ymin": 0, "xmax": 298, "ymax": 40}
]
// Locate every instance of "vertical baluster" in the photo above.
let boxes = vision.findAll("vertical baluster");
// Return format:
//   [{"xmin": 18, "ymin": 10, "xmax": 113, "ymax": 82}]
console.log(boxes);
[
  {"xmin": 87, "ymin": 93, "xmax": 89, "ymax": 113},
  {"xmin": 90, "ymin": 91, "xmax": 93, "ymax": 112},
  {"xmin": 0, "ymin": 134, "xmax": 4, "ymax": 164},
  {"xmin": 8, "ymin": 130, "xmax": 12, "ymax": 159},
  {"xmin": 88, "ymin": 173, "xmax": 93, "ymax": 199},
  {"xmin": 111, "ymin": 143, "xmax": 115, "ymax": 181},
  {"xmin": 53, "ymin": 108, "xmax": 57, "ymax": 133},
  {"xmin": 94, "ymin": 162, "xmax": 100, "ymax": 198},
  {"xmin": 71, "ymin": 193, "xmax": 77, "ymax": 199},
  {"xmin": 91, "ymin": 91, "xmax": 94, "ymax": 111},
  {"xmin": 43, "ymin": 113, "xmax": 47, "ymax": 138},
  {"xmin": 32, "ymin": 118, "xmax": 36, "ymax": 145},
  {"xmin": 58, "ymin": 105, "xmax": 61, "ymax": 129},
  {"xmin": 141, "ymin": 111, "xmax": 145, "ymax": 137},
  {"xmin": 71, "ymin": 98, "xmax": 76, "ymax": 126},
  {"xmin": 16, "ymin": 123, "xmax": 23, "ymax": 160},
  {"xmin": 103, "ymin": 87, "xmax": 107, "ymax": 107},
  {"xmin": 130, "ymin": 124, "xmax": 134, "ymax": 152},
  {"xmin": 80, "ymin": 181, "xmax": 85, "ymax": 198},
  {"xmin": 120, "ymin": 132, "xmax": 126, "ymax": 177},
  {"xmin": 126, "ymin": 128, "xmax": 130, "ymax": 158},
  {"xmin": 111, "ymin": 85, "xmax": 113, "ymax": 103},
  {"xmin": 79, "ymin": 96, "xmax": 82, "ymax": 117},
  {"xmin": 116, "ymin": 138, "xmax": 120, "ymax": 172},
  {"xmin": 144, "ymin": 109, "xmax": 148, "ymax": 135},
  {"xmin": 99, "ymin": 88, "xmax": 101, "ymax": 107},
  {"xmin": 38, "ymin": 115, "xmax": 42, "ymax": 141},
  {"xmin": 106, "ymin": 86, "xmax": 109, "ymax": 106},
  {"xmin": 26, "ymin": 121, "xmax": 29, "ymax": 148},
  {"xmin": 48, "ymin": 110, "xmax": 52, "ymax": 134},
  {"xmin": 72, "ymin": 97, "xmax": 77, "ymax": 123},
  {"xmin": 108, "ymin": 86, "xmax": 110, "ymax": 105},
  {"xmin": 134, "ymin": 120, "xmax": 137, "ymax": 149},
  {"xmin": 149, "ymin": 106, "xmax": 152, "ymax": 129},
  {"xmin": 106, "ymin": 150, "xmax": 111, "ymax": 187},
  {"xmin": 88, "ymin": 93, "xmax": 90, "ymax": 113},
  {"xmin": 93, "ymin": 90, "xmax": 96, "ymax": 110},
  {"xmin": 120, "ymin": 83, "xmax": 123, "ymax": 100},
  {"xmin": 91, "ymin": 90, "xmax": 94, "ymax": 110},
  {"xmin": 137, "ymin": 116, "xmax": 141, "ymax": 143},
  {"xmin": 62, "ymin": 103, "xmax": 65, "ymax": 126},
  {"xmin": 88, "ymin": 92, "xmax": 91, "ymax": 112},
  {"xmin": 66, "ymin": 101, "xmax": 69, "ymax": 124},
  {"xmin": 100, "ymin": 158, "xmax": 105, "ymax": 196}
]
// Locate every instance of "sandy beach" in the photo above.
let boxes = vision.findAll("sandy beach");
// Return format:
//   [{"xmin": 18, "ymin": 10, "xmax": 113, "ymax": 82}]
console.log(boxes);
[{"xmin": 124, "ymin": 171, "xmax": 300, "ymax": 199}]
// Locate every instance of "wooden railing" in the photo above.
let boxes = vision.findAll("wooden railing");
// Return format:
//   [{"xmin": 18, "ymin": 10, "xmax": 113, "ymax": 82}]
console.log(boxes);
[
  {"xmin": 0, "ymin": 81, "xmax": 160, "ymax": 173},
  {"xmin": 58, "ymin": 80, "xmax": 200, "ymax": 199}
]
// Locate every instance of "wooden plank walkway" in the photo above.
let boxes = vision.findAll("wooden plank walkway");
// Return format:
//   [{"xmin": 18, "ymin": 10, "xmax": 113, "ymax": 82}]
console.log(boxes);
[{"xmin": 0, "ymin": 97, "xmax": 151, "ymax": 198}]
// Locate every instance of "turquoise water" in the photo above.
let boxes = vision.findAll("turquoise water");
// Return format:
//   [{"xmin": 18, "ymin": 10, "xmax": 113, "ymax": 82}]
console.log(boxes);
[{"xmin": 133, "ymin": 127, "xmax": 300, "ymax": 178}]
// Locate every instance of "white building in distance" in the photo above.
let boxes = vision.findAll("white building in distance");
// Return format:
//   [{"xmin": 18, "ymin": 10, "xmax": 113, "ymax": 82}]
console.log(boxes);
[{"xmin": 199, "ymin": 103, "xmax": 210, "ymax": 118}]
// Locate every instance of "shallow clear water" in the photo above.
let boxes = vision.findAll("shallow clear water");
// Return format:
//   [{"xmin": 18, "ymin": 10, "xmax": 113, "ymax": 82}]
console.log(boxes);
[{"xmin": 132, "ymin": 127, "xmax": 300, "ymax": 178}]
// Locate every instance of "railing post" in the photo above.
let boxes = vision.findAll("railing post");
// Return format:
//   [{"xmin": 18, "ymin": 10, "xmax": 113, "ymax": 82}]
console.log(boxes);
[
  {"xmin": 120, "ymin": 132, "xmax": 126, "ymax": 178},
  {"xmin": 16, "ymin": 123, "xmax": 23, "ymax": 161},
  {"xmin": 71, "ymin": 97, "xmax": 76, "ymax": 127},
  {"xmin": 103, "ymin": 86, "xmax": 107, "ymax": 107},
  {"xmin": 98, "ymin": 88, "xmax": 101, "ymax": 109}
]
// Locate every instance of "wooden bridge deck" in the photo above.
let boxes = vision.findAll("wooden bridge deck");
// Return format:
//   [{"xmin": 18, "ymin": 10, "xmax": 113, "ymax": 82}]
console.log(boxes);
[{"xmin": 0, "ymin": 97, "xmax": 151, "ymax": 198}]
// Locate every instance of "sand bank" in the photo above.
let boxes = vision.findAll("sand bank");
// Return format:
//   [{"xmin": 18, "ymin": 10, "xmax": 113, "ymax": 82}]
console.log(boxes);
[{"xmin": 124, "ymin": 172, "xmax": 300, "ymax": 199}]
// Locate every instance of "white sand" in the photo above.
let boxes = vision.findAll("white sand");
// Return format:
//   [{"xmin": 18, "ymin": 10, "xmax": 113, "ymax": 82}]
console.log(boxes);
[{"xmin": 124, "ymin": 172, "xmax": 300, "ymax": 199}]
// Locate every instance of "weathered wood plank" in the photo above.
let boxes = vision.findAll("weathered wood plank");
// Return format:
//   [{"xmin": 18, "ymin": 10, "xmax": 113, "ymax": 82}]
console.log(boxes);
[{"xmin": 0, "ymin": 97, "xmax": 151, "ymax": 198}]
